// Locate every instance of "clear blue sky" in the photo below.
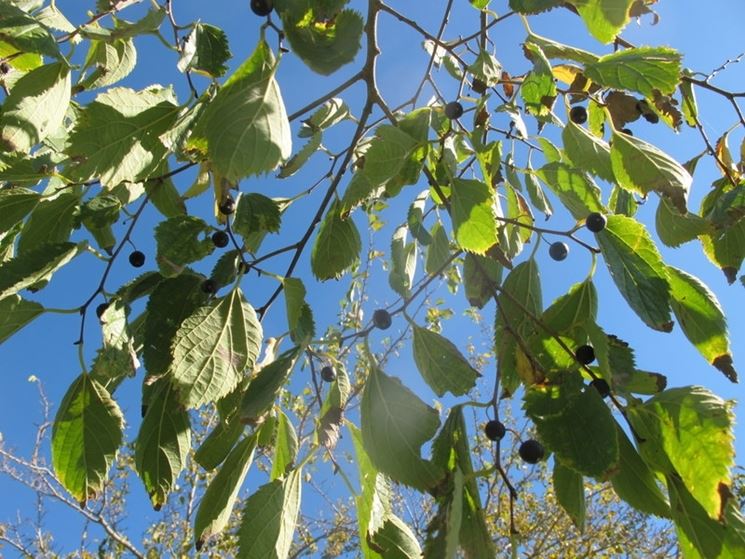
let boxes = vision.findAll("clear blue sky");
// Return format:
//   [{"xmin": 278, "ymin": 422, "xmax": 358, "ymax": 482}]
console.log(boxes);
[{"xmin": 2, "ymin": 0, "xmax": 744, "ymax": 555}]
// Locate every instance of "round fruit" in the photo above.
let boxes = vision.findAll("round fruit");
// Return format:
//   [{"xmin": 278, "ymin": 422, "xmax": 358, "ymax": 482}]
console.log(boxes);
[
  {"xmin": 212, "ymin": 230, "xmax": 230, "ymax": 248},
  {"xmin": 549, "ymin": 241, "xmax": 569, "ymax": 261},
  {"xmin": 128, "ymin": 250, "xmax": 145, "ymax": 268},
  {"xmin": 620, "ymin": 128, "xmax": 633, "ymax": 136},
  {"xmin": 219, "ymin": 196, "xmax": 236, "ymax": 216},
  {"xmin": 585, "ymin": 212, "xmax": 607, "ymax": 233},
  {"xmin": 320, "ymin": 366, "xmax": 336, "ymax": 383},
  {"xmin": 519, "ymin": 439, "xmax": 545, "ymax": 464},
  {"xmin": 95, "ymin": 303, "xmax": 109, "ymax": 320},
  {"xmin": 444, "ymin": 101, "xmax": 464, "ymax": 120},
  {"xmin": 250, "ymin": 0, "xmax": 273, "ymax": 16},
  {"xmin": 569, "ymin": 105, "xmax": 587, "ymax": 124},
  {"xmin": 472, "ymin": 78, "xmax": 487, "ymax": 95},
  {"xmin": 643, "ymin": 111, "xmax": 660, "ymax": 124},
  {"xmin": 576, "ymin": 344, "xmax": 596, "ymax": 365},
  {"xmin": 484, "ymin": 420, "xmax": 506, "ymax": 441},
  {"xmin": 591, "ymin": 378, "xmax": 611, "ymax": 398},
  {"xmin": 201, "ymin": 279, "xmax": 217, "ymax": 294},
  {"xmin": 372, "ymin": 309, "xmax": 392, "ymax": 330}
]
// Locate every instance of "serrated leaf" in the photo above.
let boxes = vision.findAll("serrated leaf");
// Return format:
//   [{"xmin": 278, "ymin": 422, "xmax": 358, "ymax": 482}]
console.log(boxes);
[
  {"xmin": 468, "ymin": 50, "xmax": 501, "ymax": 87},
  {"xmin": 0, "ymin": 3, "xmax": 59, "ymax": 60},
  {"xmin": 51, "ymin": 374, "xmax": 124, "ymax": 503},
  {"xmin": 195, "ymin": 434, "xmax": 257, "ymax": 549},
  {"xmin": 170, "ymin": 288, "xmax": 262, "ymax": 408},
  {"xmin": 536, "ymin": 161, "xmax": 604, "ymax": 220},
  {"xmin": 361, "ymin": 366, "xmax": 443, "ymax": 490},
  {"xmin": 610, "ymin": 130, "xmax": 691, "ymax": 213},
  {"xmin": 509, "ymin": 0, "xmax": 562, "ymax": 14},
  {"xmin": 463, "ymin": 253, "xmax": 501, "ymax": 309},
  {"xmin": 311, "ymin": 200, "xmax": 361, "ymax": 280},
  {"xmin": 282, "ymin": 278, "xmax": 315, "ymax": 345},
  {"xmin": 566, "ymin": 0, "xmax": 633, "ymax": 44},
  {"xmin": 317, "ymin": 364, "xmax": 350, "ymax": 450},
  {"xmin": 155, "ymin": 216, "xmax": 214, "ymax": 277},
  {"xmin": 0, "ymin": 241, "xmax": 79, "ymax": 299},
  {"xmin": 412, "ymin": 323, "xmax": 479, "ymax": 397},
  {"xmin": 450, "ymin": 178, "xmax": 498, "ymax": 255},
  {"xmin": 526, "ymin": 32, "xmax": 599, "ymax": 65},
  {"xmin": 271, "ymin": 410, "xmax": 298, "ymax": 481},
  {"xmin": 240, "ymin": 347, "xmax": 300, "ymax": 424},
  {"xmin": 389, "ymin": 225, "xmax": 417, "ymax": 297},
  {"xmin": 553, "ymin": 461, "xmax": 585, "ymax": 530},
  {"xmin": 281, "ymin": 8, "xmax": 363, "ymax": 75},
  {"xmin": 0, "ymin": 294, "xmax": 43, "ymax": 344},
  {"xmin": 585, "ymin": 47, "xmax": 682, "ymax": 98},
  {"xmin": 238, "ymin": 468, "xmax": 303, "ymax": 559},
  {"xmin": 91, "ymin": 301, "xmax": 139, "ymax": 391},
  {"xmin": 66, "ymin": 86, "xmax": 181, "ymax": 188},
  {"xmin": 0, "ymin": 187, "xmax": 40, "ymax": 234},
  {"xmin": 700, "ymin": 217, "xmax": 745, "ymax": 284},
  {"xmin": 542, "ymin": 279, "xmax": 598, "ymax": 333},
  {"xmin": 667, "ymin": 266, "xmax": 737, "ymax": 382},
  {"xmin": 187, "ymin": 40, "xmax": 291, "ymax": 181},
  {"xmin": 0, "ymin": 62, "xmax": 70, "ymax": 153},
  {"xmin": 521, "ymin": 42, "xmax": 556, "ymax": 118},
  {"xmin": 79, "ymin": 38, "xmax": 137, "ymax": 90},
  {"xmin": 597, "ymin": 215, "xmax": 673, "ymax": 332},
  {"xmin": 145, "ymin": 168, "xmax": 186, "ymax": 218},
  {"xmin": 178, "ymin": 23, "xmax": 230, "ymax": 78},
  {"xmin": 562, "ymin": 120, "xmax": 614, "ymax": 182},
  {"xmin": 655, "ymin": 198, "xmax": 708, "ymax": 248},
  {"xmin": 233, "ymin": 193, "xmax": 282, "ymax": 239},
  {"xmin": 368, "ymin": 514, "xmax": 423, "ymax": 559},
  {"xmin": 425, "ymin": 222, "xmax": 451, "ymax": 275},
  {"xmin": 298, "ymin": 97, "xmax": 350, "ymax": 137},
  {"xmin": 194, "ymin": 415, "xmax": 245, "ymax": 471},
  {"xmin": 278, "ymin": 131, "xmax": 321, "ymax": 178},
  {"xmin": 407, "ymin": 191, "xmax": 432, "ymax": 246},
  {"xmin": 135, "ymin": 378, "xmax": 190, "ymax": 508}
]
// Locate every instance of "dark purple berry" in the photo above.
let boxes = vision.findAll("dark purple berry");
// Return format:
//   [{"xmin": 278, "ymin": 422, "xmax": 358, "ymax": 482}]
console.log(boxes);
[
  {"xmin": 585, "ymin": 212, "xmax": 607, "ymax": 233},
  {"xmin": 576, "ymin": 344, "xmax": 596, "ymax": 365},
  {"xmin": 484, "ymin": 420, "xmax": 506, "ymax": 441},
  {"xmin": 212, "ymin": 230, "xmax": 229, "ymax": 248},
  {"xmin": 620, "ymin": 128, "xmax": 633, "ymax": 136},
  {"xmin": 95, "ymin": 303, "xmax": 109, "ymax": 320},
  {"xmin": 372, "ymin": 309, "xmax": 392, "ymax": 330},
  {"xmin": 129, "ymin": 250, "xmax": 145, "ymax": 268},
  {"xmin": 201, "ymin": 279, "xmax": 217, "ymax": 294},
  {"xmin": 549, "ymin": 241, "xmax": 569, "ymax": 261},
  {"xmin": 219, "ymin": 196, "xmax": 235, "ymax": 216},
  {"xmin": 250, "ymin": 0, "xmax": 273, "ymax": 16},
  {"xmin": 519, "ymin": 439, "xmax": 545, "ymax": 464},
  {"xmin": 320, "ymin": 366, "xmax": 336, "ymax": 383},
  {"xmin": 569, "ymin": 106, "xmax": 587, "ymax": 124},
  {"xmin": 444, "ymin": 101, "xmax": 464, "ymax": 120}
]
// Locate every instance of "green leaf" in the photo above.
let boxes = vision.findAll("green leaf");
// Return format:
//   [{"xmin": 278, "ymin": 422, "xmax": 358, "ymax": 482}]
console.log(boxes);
[
  {"xmin": 521, "ymin": 42, "xmax": 556, "ymax": 118},
  {"xmin": 407, "ymin": 191, "xmax": 433, "ymax": 246},
  {"xmin": 311, "ymin": 199, "xmax": 361, "ymax": 280},
  {"xmin": 463, "ymin": 253, "xmax": 501, "ymax": 309},
  {"xmin": 468, "ymin": 50, "xmax": 501, "ymax": 87},
  {"xmin": 630, "ymin": 386, "xmax": 735, "ymax": 520},
  {"xmin": 79, "ymin": 38, "xmax": 137, "ymax": 90},
  {"xmin": 361, "ymin": 366, "xmax": 443, "ymax": 490},
  {"xmin": 135, "ymin": 378, "xmax": 190, "ymax": 509},
  {"xmin": 536, "ymin": 162, "xmax": 604, "ymax": 220},
  {"xmin": 51, "ymin": 374, "xmax": 124, "ymax": 504},
  {"xmin": 524, "ymin": 375, "xmax": 619, "ymax": 477},
  {"xmin": 90, "ymin": 301, "xmax": 138, "ymax": 391},
  {"xmin": 0, "ymin": 187, "xmax": 40, "ymax": 234},
  {"xmin": 282, "ymin": 278, "xmax": 315, "ymax": 345},
  {"xmin": 562, "ymin": 120, "xmax": 614, "ymax": 182},
  {"xmin": 450, "ymin": 178, "xmax": 498, "ymax": 255},
  {"xmin": 524, "ymin": 166, "xmax": 553, "ymax": 218},
  {"xmin": 66, "ymin": 86, "xmax": 181, "ymax": 188},
  {"xmin": 298, "ymin": 97, "xmax": 350, "ymax": 138},
  {"xmin": 526, "ymin": 32, "xmax": 599, "ymax": 65},
  {"xmin": 0, "ymin": 294, "xmax": 43, "ymax": 344},
  {"xmin": 143, "ymin": 273, "xmax": 208, "ymax": 377},
  {"xmin": 0, "ymin": 241, "xmax": 79, "ymax": 300},
  {"xmin": 542, "ymin": 279, "xmax": 598, "ymax": 333},
  {"xmin": 316, "ymin": 363, "xmax": 350, "ymax": 449},
  {"xmin": 0, "ymin": 63, "xmax": 70, "ymax": 153},
  {"xmin": 610, "ymin": 130, "xmax": 691, "ymax": 213},
  {"xmin": 369, "ymin": 515, "xmax": 423, "ymax": 559},
  {"xmin": 655, "ymin": 198, "xmax": 708, "ymax": 248},
  {"xmin": 155, "ymin": 216, "xmax": 214, "ymax": 277},
  {"xmin": 240, "ymin": 347, "xmax": 300, "ymax": 424},
  {"xmin": 281, "ymin": 6, "xmax": 363, "ymax": 75},
  {"xmin": 425, "ymin": 222, "xmax": 451, "ymax": 275},
  {"xmin": 178, "ymin": 23, "xmax": 231, "ymax": 78},
  {"xmin": 195, "ymin": 435, "xmax": 257, "ymax": 550},
  {"xmin": 566, "ymin": 0, "xmax": 633, "ymax": 44},
  {"xmin": 0, "ymin": 3, "xmax": 60, "ymax": 59},
  {"xmin": 597, "ymin": 215, "xmax": 673, "ymax": 332},
  {"xmin": 278, "ymin": 131, "xmax": 322, "ymax": 179},
  {"xmin": 700, "ymin": 217, "xmax": 745, "ymax": 284},
  {"xmin": 238, "ymin": 468, "xmax": 303, "ymax": 559},
  {"xmin": 233, "ymin": 193, "xmax": 282, "ymax": 239},
  {"xmin": 412, "ymin": 323, "xmax": 479, "ymax": 396},
  {"xmin": 389, "ymin": 225, "xmax": 417, "ymax": 297},
  {"xmin": 585, "ymin": 47, "xmax": 682, "ymax": 98},
  {"xmin": 667, "ymin": 266, "xmax": 737, "ymax": 382},
  {"xmin": 509, "ymin": 0, "xmax": 562, "ymax": 14},
  {"xmin": 18, "ymin": 192, "xmax": 79, "ymax": 254},
  {"xmin": 188, "ymin": 40, "xmax": 291, "ymax": 182},
  {"xmin": 610, "ymin": 423, "xmax": 671, "ymax": 518},
  {"xmin": 271, "ymin": 410, "xmax": 298, "ymax": 481},
  {"xmin": 145, "ymin": 169, "xmax": 186, "ymax": 218},
  {"xmin": 170, "ymin": 288, "xmax": 263, "ymax": 408},
  {"xmin": 553, "ymin": 461, "xmax": 585, "ymax": 530},
  {"xmin": 194, "ymin": 415, "xmax": 245, "ymax": 471}
]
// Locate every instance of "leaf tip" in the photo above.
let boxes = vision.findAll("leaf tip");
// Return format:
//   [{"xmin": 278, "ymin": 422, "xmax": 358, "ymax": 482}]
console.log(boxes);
[{"xmin": 713, "ymin": 354, "xmax": 738, "ymax": 383}]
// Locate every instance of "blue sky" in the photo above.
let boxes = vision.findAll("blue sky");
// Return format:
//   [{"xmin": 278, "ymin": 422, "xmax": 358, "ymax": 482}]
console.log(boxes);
[{"xmin": 2, "ymin": 0, "xmax": 745, "ymax": 555}]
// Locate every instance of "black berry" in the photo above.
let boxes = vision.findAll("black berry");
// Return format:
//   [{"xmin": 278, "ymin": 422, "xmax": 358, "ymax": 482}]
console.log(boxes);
[
  {"xmin": 128, "ymin": 250, "xmax": 145, "ymax": 268},
  {"xmin": 569, "ymin": 106, "xmax": 587, "ymax": 124},
  {"xmin": 219, "ymin": 196, "xmax": 235, "ymax": 216},
  {"xmin": 201, "ymin": 279, "xmax": 217, "ymax": 294},
  {"xmin": 576, "ymin": 344, "xmax": 596, "ymax": 365},
  {"xmin": 484, "ymin": 420, "xmax": 506, "ymax": 441},
  {"xmin": 585, "ymin": 212, "xmax": 607, "ymax": 233},
  {"xmin": 212, "ymin": 230, "xmax": 229, "ymax": 248},
  {"xmin": 95, "ymin": 303, "xmax": 109, "ymax": 320},
  {"xmin": 472, "ymin": 78, "xmax": 487, "ymax": 95},
  {"xmin": 591, "ymin": 378, "xmax": 611, "ymax": 398},
  {"xmin": 0, "ymin": 62, "xmax": 10, "ymax": 75},
  {"xmin": 444, "ymin": 101, "xmax": 464, "ymax": 120},
  {"xmin": 250, "ymin": 0, "xmax": 273, "ymax": 16},
  {"xmin": 620, "ymin": 128, "xmax": 633, "ymax": 136},
  {"xmin": 519, "ymin": 439, "xmax": 545, "ymax": 464},
  {"xmin": 549, "ymin": 241, "xmax": 569, "ymax": 261},
  {"xmin": 320, "ymin": 366, "xmax": 336, "ymax": 383},
  {"xmin": 372, "ymin": 309, "xmax": 392, "ymax": 330},
  {"xmin": 643, "ymin": 111, "xmax": 660, "ymax": 124}
]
